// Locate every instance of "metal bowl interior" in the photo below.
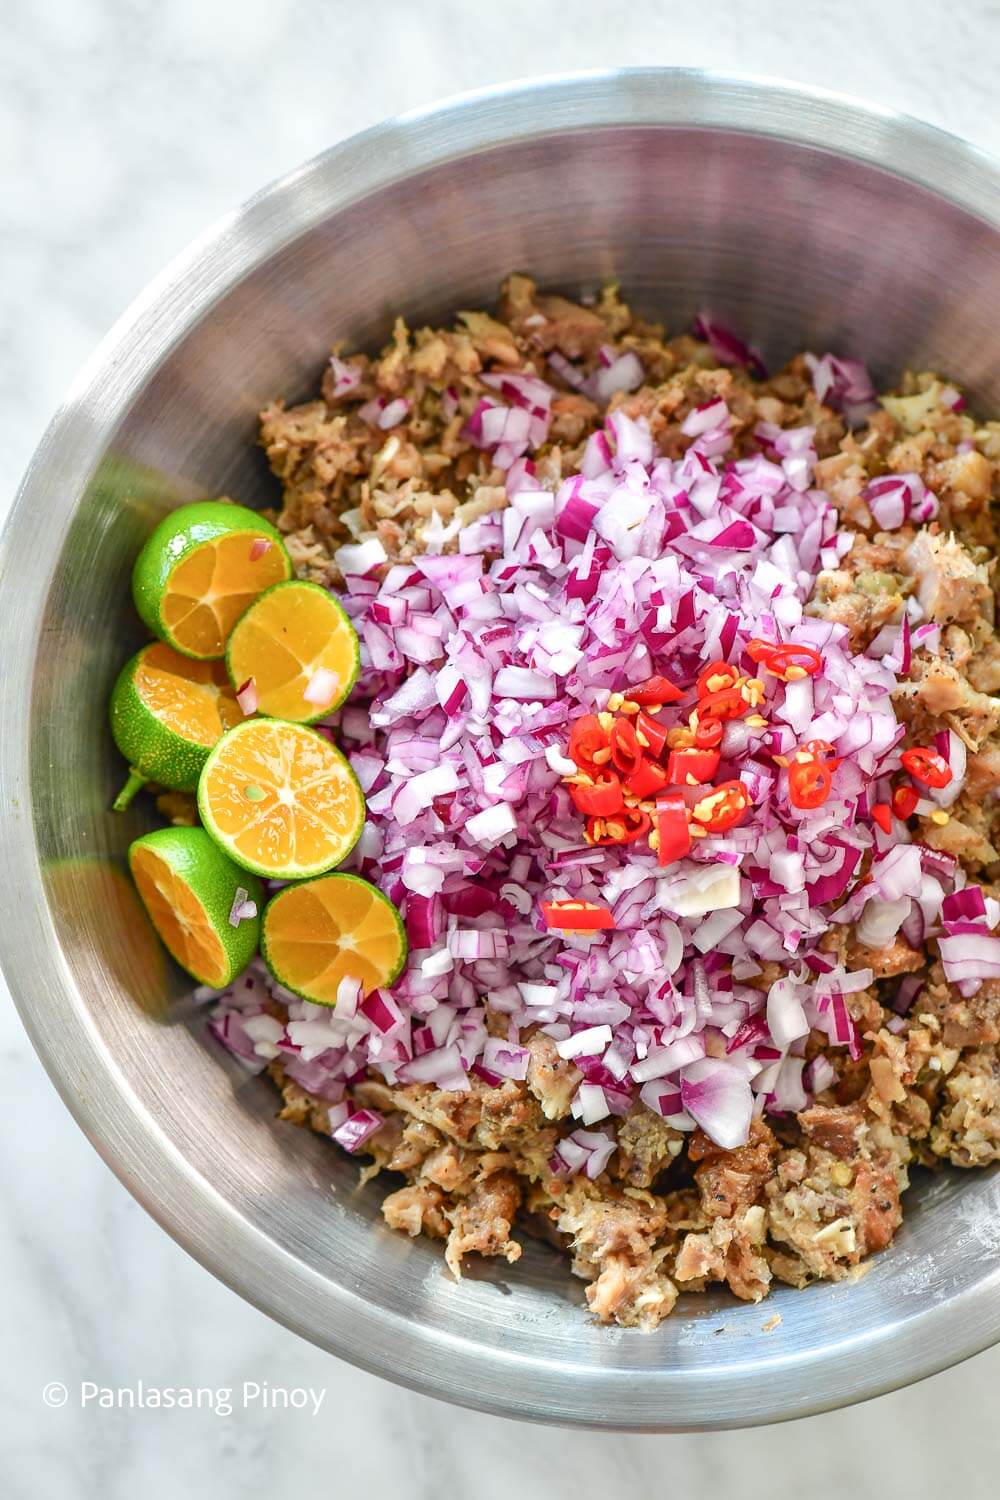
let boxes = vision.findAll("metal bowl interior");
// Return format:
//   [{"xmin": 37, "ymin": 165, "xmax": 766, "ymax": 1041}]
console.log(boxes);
[{"xmin": 5, "ymin": 70, "xmax": 1000, "ymax": 1431}]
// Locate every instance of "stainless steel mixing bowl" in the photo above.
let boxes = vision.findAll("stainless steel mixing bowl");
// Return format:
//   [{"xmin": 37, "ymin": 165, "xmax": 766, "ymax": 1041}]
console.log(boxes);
[{"xmin": 5, "ymin": 69, "xmax": 1000, "ymax": 1431}]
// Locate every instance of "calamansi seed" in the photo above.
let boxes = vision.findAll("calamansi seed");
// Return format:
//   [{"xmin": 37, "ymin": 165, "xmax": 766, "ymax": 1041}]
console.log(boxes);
[{"xmin": 244, "ymin": 784, "xmax": 265, "ymax": 802}]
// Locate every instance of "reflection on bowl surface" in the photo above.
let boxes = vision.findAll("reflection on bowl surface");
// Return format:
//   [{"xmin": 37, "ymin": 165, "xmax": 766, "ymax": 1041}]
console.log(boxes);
[{"xmin": 4, "ymin": 70, "xmax": 1000, "ymax": 1429}]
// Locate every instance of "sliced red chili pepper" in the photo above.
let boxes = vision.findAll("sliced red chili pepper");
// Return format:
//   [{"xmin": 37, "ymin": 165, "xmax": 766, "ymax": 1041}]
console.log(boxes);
[
  {"xmin": 634, "ymin": 709, "xmax": 669, "ymax": 759},
  {"xmin": 901, "ymin": 746, "xmax": 952, "ymax": 789},
  {"xmin": 569, "ymin": 771, "xmax": 624, "ymax": 817},
  {"xmin": 666, "ymin": 747, "xmax": 722, "ymax": 785},
  {"xmin": 626, "ymin": 675, "xmax": 685, "ymax": 706},
  {"xmin": 541, "ymin": 900, "xmax": 615, "ymax": 931},
  {"xmin": 694, "ymin": 715, "xmax": 724, "ymax": 750},
  {"xmin": 892, "ymin": 785, "xmax": 919, "ymax": 820},
  {"xmin": 567, "ymin": 714, "xmax": 611, "ymax": 774},
  {"xmin": 696, "ymin": 659, "xmax": 740, "ymax": 698},
  {"xmin": 587, "ymin": 807, "xmax": 652, "ymax": 846},
  {"xmin": 655, "ymin": 793, "xmax": 691, "ymax": 865},
  {"xmin": 871, "ymin": 804, "xmax": 893, "ymax": 834},
  {"xmin": 625, "ymin": 758, "xmax": 670, "ymax": 799},
  {"xmin": 746, "ymin": 638, "xmax": 778, "ymax": 664},
  {"xmin": 697, "ymin": 686, "xmax": 748, "ymax": 722},
  {"xmin": 690, "ymin": 780, "xmax": 751, "ymax": 832},
  {"xmin": 798, "ymin": 738, "xmax": 837, "ymax": 762},
  {"xmin": 758, "ymin": 643, "xmax": 823, "ymax": 681},
  {"xmin": 788, "ymin": 760, "xmax": 833, "ymax": 809},
  {"xmin": 609, "ymin": 718, "xmax": 643, "ymax": 776}
]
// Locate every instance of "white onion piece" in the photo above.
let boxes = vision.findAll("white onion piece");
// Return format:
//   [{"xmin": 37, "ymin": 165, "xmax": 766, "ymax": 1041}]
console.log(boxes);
[
  {"xmin": 303, "ymin": 667, "xmax": 340, "ymax": 705},
  {"xmin": 557, "ymin": 1025, "xmax": 613, "ymax": 1060},
  {"xmin": 856, "ymin": 897, "xmax": 911, "ymax": 950},
  {"xmin": 679, "ymin": 1058, "xmax": 753, "ymax": 1150},
  {"xmin": 660, "ymin": 866, "xmax": 740, "ymax": 918},
  {"xmin": 766, "ymin": 978, "xmax": 810, "ymax": 1049}
]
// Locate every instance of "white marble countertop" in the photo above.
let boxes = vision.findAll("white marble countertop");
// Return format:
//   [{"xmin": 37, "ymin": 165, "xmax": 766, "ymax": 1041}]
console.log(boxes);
[{"xmin": 5, "ymin": 2, "xmax": 1000, "ymax": 1494}]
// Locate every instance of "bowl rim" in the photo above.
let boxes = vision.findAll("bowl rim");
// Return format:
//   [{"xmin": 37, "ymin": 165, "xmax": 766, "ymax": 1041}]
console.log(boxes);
[{"xmin": 5, "ymin": 67, "xmax": 1000, "ymax": 1431}]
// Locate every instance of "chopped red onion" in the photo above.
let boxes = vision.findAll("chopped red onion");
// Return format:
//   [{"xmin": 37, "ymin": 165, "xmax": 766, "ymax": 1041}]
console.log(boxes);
[
  {"xmin": 235, "ymin": 677, "xmax": 258, "ymax": 716},
  {"xmin": 332, "ymin": 1108, "xmax": 385, "ymax": 1153},
  {"xmin": 207, "ymin": 1006, "xmax": 268, "ymax": 1074},
  {"xmin": 679, "ymin": 1058, "xmax": 753, "ymax": 1150},
  {"xmin": 554, "ymin": 1127, "xmax": 617, "ymax": 1179},
  {"xmin": 405, "ymin": 892, "xmax": 443, "ymax": 949},
  {"xmin": 449, "ymin": 930, "xmax": 509, "ymax": 961},
  {"xmin": 465, "ymin": 804, "xmax": 517, "ymax": 847},
  {"xmin": 588, "ymin": 350, "xmax": 644, "ymax": 403},
  {"xmin": 335, "ymin": 538, "xmax": 388, "ymax": 577},
  {"xmin": 891, "ymin": 974, "xmax": 924, "ymax": 1016},
  {"xmin": 766, "ymin": 978, "xmax": 809, "ymax": 1049},
  {"xmin": 805, "ymin": 352, "xmax": 877, "ymax": 426},
  {"xmin": 481, "ymin": 1037, "xmax": 530, "ymax": 1080},
  {"xmin": 682, "ymin": 398, "xmax": 729, "ymax": 438},
  {"xmin": 378, "ymin": 397, "xmax": 411, "ymax": 429},
  {"xmin": 930, "ymin": 728, "xmax": 966, "ymax": 809},
  {"xmin": 328, "ymin": 355, "xmax": 362, "ymax": 396},
  {"xmin": 557, "ymin": 1025, "xmax": 613, "ymax": 1060},
  {"xmin": 856, "ymin": 896, "xmax": 911, "ymax": 949},
  {"xmin": 692, "ymin": 314, "xmax": 767, "ymax": 378},
  {"xmin": 573, "ymin": 1082, "xmax": 611, "ymax": 1126},
  {"xmin": 939, "ymin": 931, "xmax": 1000, "ymax": 984},
  {"xmin": 547, "ymin": 351, "xmax": 587, "ymax": 390},
  {"xmin": 863, "ymin": 473, "xmax": 938, "ymax": 530},
  {"xmin": 228, "ymin": 888, "xmax": 258, "ymax": 928},
  {"xmin": 303, "ymin": 667, "xmax": 341, "ymax": 705},
  {"xmin": 803, "ymin": 1054, "xmax": 836, "ymax": 1095},
  {"xmin": 256, "ymin": 367, "xmax": 960, "ymax": 1151}
]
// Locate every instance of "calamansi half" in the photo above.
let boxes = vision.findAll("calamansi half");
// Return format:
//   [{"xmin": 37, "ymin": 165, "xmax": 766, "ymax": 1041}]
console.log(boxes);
[
  {"xmin": 128, "ymin": 826, "xmax": 262, "ymax": 988},
  {"xmin": 262, "ymin": 874, "xmax": 407, "ymax": 1006},
  {"xmin": 198, "ymin": 718, "xmax": 366, "ymax": 879},
  {"xmin": 132, "ymin": 500, "xmax": 291, "ymax": 660},
  {"xmin": 110, "ymin": 641, "xmax": 245, "ymax": 810},
  {"xmin": 226, "ymin": 580, "xmax": 360, "ymax": 723}
]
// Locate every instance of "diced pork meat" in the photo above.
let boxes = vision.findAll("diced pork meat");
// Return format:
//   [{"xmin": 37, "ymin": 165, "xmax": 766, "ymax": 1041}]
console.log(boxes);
[{"xmin": 444, "ymin": 1171, "xmax": 523, "ymax": 1277}]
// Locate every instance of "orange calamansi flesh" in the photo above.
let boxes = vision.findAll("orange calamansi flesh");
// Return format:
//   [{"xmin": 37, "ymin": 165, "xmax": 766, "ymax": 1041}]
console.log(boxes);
[
  {"xmin": 162, "ymin": 532, "xmax": 289, "ymax": 658},
  {"xmin": 135, "ymin": 643, "xmax": 244, "ymax": 744}
]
